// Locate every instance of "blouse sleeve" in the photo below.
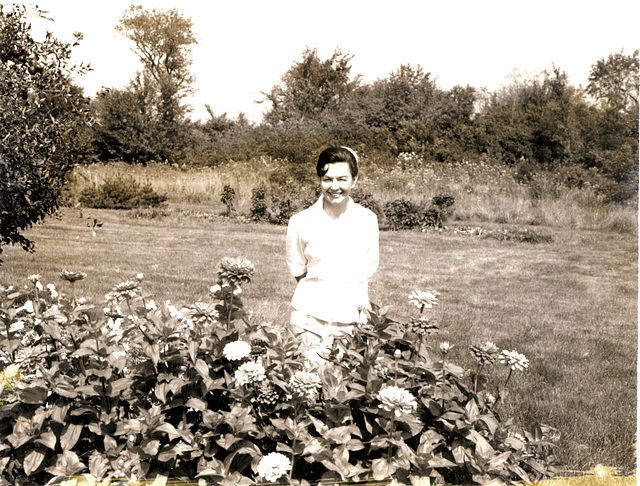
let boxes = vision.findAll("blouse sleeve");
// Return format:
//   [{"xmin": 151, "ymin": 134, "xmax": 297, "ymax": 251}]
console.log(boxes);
[{"xmin": 286, "ymin": 216, "xmax": 307, "ymax": 278}]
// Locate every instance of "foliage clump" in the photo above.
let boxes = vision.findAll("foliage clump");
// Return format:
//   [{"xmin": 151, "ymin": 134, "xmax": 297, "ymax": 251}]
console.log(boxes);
[
  {"xmin": 0, "ymin": 5, "xmax": 91, "ymax": 260},
  {"xmin": 79, "ymin": 176, "xmax": 167, "ymax": 209},
  {"xmin": 0, "ymin": 262, "xmax": 559, "ymax": 485}
]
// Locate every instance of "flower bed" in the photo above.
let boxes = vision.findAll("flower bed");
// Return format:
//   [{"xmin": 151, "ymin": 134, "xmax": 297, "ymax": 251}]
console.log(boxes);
[{"xmin": 0, "ymin": 260, "xmax": 558, "ymax": 485}]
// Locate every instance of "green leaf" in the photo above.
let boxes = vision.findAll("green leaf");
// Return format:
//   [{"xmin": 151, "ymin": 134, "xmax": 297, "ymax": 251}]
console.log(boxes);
[
  {"xmin": 35, "ymin": 430, "xmax": 57, "ymax": 450},
  {"xmin": 20, "ymin": 386, "xmax": 48, "ymax": 404},
  {"xmin": 371, "ymin": 457, "xmax": 396, "ymax": 479},
  {"xmin": 194, "ymin": 359, "xmax": 210, "ymax": 380},
  {"xmin": 185, "ymin": 397, "xmax": 207, "ymax": 411},
  {"xmin": 142, "ymin": 439, "xmax": 161, "ymax": 456},
  {"xmin": 23, "ymin": 448, "xmax": 45, "ymax": 476},
  {"xmin": 60, "ymin": 423, "xmax": 83, "ymax": 450}
]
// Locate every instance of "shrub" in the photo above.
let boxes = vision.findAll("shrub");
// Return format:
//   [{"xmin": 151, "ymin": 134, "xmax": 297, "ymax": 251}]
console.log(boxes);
[
  {"xmin": 352, "ymin": 188, "xmax": 384, "ymax": 221},
  {"xmin": 79, "ymin": 176, "xmax": 166, "ymax": 209},
  {"xmin": 384, "ymin": 198, "xmax": 423, "ymax": 230},
  {"xmin": 0, "ymin": 268, "xmax": 558, "ymax": 485},
  {"xmin": 249, "ymin": 184, "xmax": 269, "ymax": 222},
  {"xmin": 270, "ymin": 193, "xmax": 295, "ymax": 225},
  {"xmin": 221, "ymin": 184, "xmax": 236, "ymax": 216},
  {"xmin": 423, "ymin": 194, "xmax": 456, "ymax": 228}
]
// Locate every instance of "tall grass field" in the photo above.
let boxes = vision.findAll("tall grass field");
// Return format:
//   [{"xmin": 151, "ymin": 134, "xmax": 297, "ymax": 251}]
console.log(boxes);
[{"xmin": 1, "ymin": 194, "xmax": 636, "ymax": 475}]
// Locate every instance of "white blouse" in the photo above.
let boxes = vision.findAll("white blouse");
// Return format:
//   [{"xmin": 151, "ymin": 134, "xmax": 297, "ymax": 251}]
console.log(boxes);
[{"xmin": 286, "ymin": 196, "xmax": 379, "ymax": 323}]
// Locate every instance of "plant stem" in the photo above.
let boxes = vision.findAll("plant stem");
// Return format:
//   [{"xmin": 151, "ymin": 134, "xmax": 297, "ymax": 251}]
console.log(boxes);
[{"xmin": 227, "ymin": 284, "xmax": 235, "ymax": 328}]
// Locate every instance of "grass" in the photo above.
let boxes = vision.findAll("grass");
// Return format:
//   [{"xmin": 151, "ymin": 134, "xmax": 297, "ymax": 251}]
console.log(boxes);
[{"xmin": 0, "ymin": 206, "xmax": 636, "ymax": 474}]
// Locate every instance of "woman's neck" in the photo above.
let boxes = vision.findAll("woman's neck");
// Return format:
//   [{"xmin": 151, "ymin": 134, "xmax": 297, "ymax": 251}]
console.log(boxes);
[{"xmin": 322, "ymin": 196, "xmax": 349, "ymax": 219}]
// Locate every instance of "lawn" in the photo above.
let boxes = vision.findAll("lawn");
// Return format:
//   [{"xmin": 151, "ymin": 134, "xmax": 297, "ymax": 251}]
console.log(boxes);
[{"xmin": 0, "ymin": 206, "xmax": 636, "ymax": 474}]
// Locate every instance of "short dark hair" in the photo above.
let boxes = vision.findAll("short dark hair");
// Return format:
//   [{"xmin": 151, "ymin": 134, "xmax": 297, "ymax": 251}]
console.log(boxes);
[{"xmin": 316, "ymin": 147, "xmax": 358, "ymax": 178}]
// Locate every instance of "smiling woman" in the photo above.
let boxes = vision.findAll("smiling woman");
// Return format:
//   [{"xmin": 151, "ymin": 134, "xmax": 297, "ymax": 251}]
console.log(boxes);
[{"xmin": 285, "ymin": 147, "xmax": 379, "ymax": 360}]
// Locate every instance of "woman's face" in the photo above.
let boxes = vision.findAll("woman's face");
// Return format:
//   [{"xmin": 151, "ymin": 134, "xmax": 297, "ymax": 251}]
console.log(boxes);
[{"xmin": 319, "ymin": 162, "xmax": 357, "ymax": 206}]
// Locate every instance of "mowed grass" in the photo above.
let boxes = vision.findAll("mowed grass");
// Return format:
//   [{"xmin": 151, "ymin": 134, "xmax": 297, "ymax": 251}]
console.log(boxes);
[{"xmin": 0, "ymin": 208, "xmax": 636, "ymax": 473}]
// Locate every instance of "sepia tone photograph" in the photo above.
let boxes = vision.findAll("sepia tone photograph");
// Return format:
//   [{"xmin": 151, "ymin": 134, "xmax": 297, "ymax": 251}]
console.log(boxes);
[{"xmin": 0, "ymin": 1, "xmax": 637, "ymax": 484}]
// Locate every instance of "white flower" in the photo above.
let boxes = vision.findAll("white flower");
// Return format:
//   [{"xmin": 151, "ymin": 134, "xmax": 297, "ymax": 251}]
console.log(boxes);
[
  {"xmin": 223, "ymin": 340, "xmax": 251, "ymax": 361},
  {"xmin": 257, "ymin": 452, "xmax": 291, "ymax": 482},
  {"xmin": 408, "ymin": 290, "xmax": 440, "ymax": 310},
  {"xmin": 439, "ymin": 341, "xmax": 454, "ymax": 354},
  {"xmin": 9, "ymin": 321, "xmax": 25, "ymax": 333},
  {"xmin": 47, "ymin": 284, "xmax": 58, "ymax": 299},
  {"xmin": 136, "ymin": 273, "xmax": 144, "ymax": 281},
  {"xmin": 18, "ymin": 301, "xmax": 34, "ymax": 314},
  {"xmin": 209, "ymin": 284, "xmax": 221, "ymax": 294},
  {"xmin": 35, "ymin": 281, "xmax": 43, "ymax": 291},
  {"xmin": 28, "ymin": 274, "xmax": 41, "ymax": 284},
  {"xmin": 289, "ymin": 370, "xmax": 322, "ymax": 401},
  {"xmin": 234, "ymin": 361, "xmax": 266, "ymax": 385},
  {"xmin": 377, "ymin": 385, "xmax": 418, "ymax": 417},
  {"xmin": 499, "ymin": 350, "xmax": 529, "ymax": 371},
  {"xmin": 145, "ymin": 299, "xmax": 157, "ymax": 311},
  {"xmin": 77, "ymin": 297, "xmax": 87, "ymax": 305}
]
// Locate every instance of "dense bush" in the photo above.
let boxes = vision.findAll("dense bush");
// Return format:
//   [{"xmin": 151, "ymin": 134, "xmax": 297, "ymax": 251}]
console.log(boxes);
[
  {"xmin": 383, "ymin": 199, "xmax": 423, "ymax": 230},
  {"xmin": 79, "ymin": 176, "xmax": 166, "ymax": 209},
  {"xmin": 249, "ymin": 184, "xmax": 269, "ymax": 222},
  {"xmin": 0, "ymin": 265, "xmax": 558, "ymax": 485}
]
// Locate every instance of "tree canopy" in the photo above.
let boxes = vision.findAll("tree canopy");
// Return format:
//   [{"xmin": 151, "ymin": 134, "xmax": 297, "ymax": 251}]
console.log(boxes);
[{"xmin": 0, "ymin": 5, "xmax": 90, "ymax": 260}]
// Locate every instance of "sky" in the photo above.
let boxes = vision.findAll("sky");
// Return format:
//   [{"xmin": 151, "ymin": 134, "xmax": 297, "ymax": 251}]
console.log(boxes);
[{"xmin": 24, "ymin": 0, "xmax": 640, "ymax": 123}]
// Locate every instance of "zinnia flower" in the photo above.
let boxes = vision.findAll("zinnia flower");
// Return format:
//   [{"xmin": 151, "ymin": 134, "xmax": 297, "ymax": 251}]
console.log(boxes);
[
  {"xmin": 223, "ymin": 340, "xmax": 251, "ymax": 361},
  {"xmin": 113, "ymin": 280, "xmax": 140, "ymax": 299},
  {"xmin": 408, "ymin": 290, "xmax": 440, "ymax": 310},
  {"xmin": 257, "ymin": 452, "xmax": 291, "ymax": 482},
  {"xmin": 59, "ymin": 270, "xmax": 87, "ymax": 283},
  {"xmin": 377, "ymin": 385, "xmax": 418, "ymax": 416},
  {"xmin": 439, "ymin": 341, "xmax": 454, "ymax": 354},
  {"xmin": 470, "ymin": 341, "xmax": 500, "ymax": 364},
  {"xmin": 499, "ymin": 349, "xmax": 529, "ymax": 371},
  {"xmin": 217, "ymin": 257, "xmax": 255, "ymax": 286},
  {"xmin": 289, "ymin": 370, "xmax": 321, "ymax": 401},
  {"xmin": 234, "ymin": 361, "xmax": 266, "ymax": 385}
]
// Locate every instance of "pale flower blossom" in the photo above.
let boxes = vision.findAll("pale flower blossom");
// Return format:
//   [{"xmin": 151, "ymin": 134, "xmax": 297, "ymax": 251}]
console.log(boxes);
[
  {"xmin": 289, "ymin": 370, "xmax": 322, "ymax": 401},
  {"xmin": 9, "ymin": 321, "xmax": 25, "ymax": 333},
  {"xmin": 234, "ymin": 361, "xmax": 266, "ymax": 385},
  {"xmin": 47, "ymin": 284, "xmax": 58, "ymax": 299},
  {"xmin": 136, "ymin": 273, "xmax": 144, "ymax": 281},
  {"xmin": 28, "ymin": 275, "xmax": 41, "ymax": 284},
  {"xmin": 377, "ymin": 385, "xmax": 418, "ymax": 416},
  {"xmin": 223, "ymin": 340, "xmax": 251, "ymax": 361},
  {"xmin": 499, "ymin": 350, "xmax": 529, "ymax": 371},
  {"xmin": 35, "ymin": 281, "xmax": 44, "ymax": 291},
  {"xmin": 439, "ymin": 341, "xmax": 454, "ymax": 354},
  {"xmin": 408, "ymin": 290, "xmax": 440, "ymax": 310},
  {"xmin": 257, "ymin": 452, "xmax": 291, "ymax": 482}
]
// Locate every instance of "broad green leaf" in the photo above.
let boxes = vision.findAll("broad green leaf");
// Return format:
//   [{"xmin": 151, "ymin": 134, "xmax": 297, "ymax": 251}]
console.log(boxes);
[
  {"xmin": 35, "ymin": 430, "xmax": 57, "ymax": 450},
  {"xmin": 20, "ymin": 386, "xmax": 48, "ymax": 404},
  {"xmin": 23, "ymin": 448, "xmax": 45, "ymax": 476},
  {"xmin": 371, "ymin": 457, "xmax": 396, "ymax": 479},
  {"xmin": 142, "ymin": 439, "xmax": 161, "ymax": 456},
  {"xmin": 60, "ymin": 424, "xmax": 83, "ymax": 450},
  {"xmin": 185, "ymin": 397, "xmax": 207, "ymax": 411}
]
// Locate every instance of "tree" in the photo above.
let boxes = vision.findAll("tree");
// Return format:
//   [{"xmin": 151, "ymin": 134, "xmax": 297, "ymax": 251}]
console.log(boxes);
[
  {"xmin": 587, "ymin": 49, "xmax": 639, "ymax": 115},
  {"xmin": 364, "ymin": 64, "xmax": 442, "ymax": 127},
  {"xmin": 115, "ymin": 5, "xmax": 197, "ymax": 155},
  {"xmin": 0, "ymin": 5, "xmax": 90, "ymax": 260},
  {"xmin": 263, "ymin": 48, "xmax": 360, "ymax": 125}
]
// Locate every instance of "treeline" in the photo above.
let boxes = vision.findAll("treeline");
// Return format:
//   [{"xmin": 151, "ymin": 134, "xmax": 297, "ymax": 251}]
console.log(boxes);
[{"xmin": 84, "ymin": 44, "xmax": 638, "ymax": 202}]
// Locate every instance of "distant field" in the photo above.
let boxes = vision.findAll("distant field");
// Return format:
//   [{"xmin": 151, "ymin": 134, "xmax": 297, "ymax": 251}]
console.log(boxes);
[
  {"xmin": 67, "ymin": 160, "xmax": 639, "ymax": 234},
  {"xmin": 0, "ymin": 207, "xmax": 637, "ymax": 473}
]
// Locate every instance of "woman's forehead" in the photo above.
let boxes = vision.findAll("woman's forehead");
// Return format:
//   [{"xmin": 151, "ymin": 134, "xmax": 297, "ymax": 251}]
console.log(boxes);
[{"xmin": 321, "ymin": 162, "xmax": 352, "ymax": 177}]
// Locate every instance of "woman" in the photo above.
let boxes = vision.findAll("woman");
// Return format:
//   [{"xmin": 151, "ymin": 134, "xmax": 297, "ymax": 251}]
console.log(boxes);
[{"xmin": 286, "ymin": 146, "xmax": 379, "ymax": 356}]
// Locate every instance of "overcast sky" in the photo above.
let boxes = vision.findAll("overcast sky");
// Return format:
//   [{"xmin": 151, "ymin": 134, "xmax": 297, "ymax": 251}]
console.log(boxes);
[{"xmin": 27, "ymin": 0, "xmax": 640, "ymax": 123}]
